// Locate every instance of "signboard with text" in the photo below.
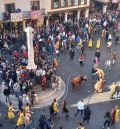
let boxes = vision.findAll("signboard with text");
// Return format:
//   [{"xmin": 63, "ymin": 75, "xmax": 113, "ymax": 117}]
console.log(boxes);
[
  {"xmin": 10, "ymin": 10, "xmax": 42, "ymax": 22},
  {"xmin": 22, "ymin": 11, "xmax": 31, "ymax": 19},
  {"xmin": 31, "ymin": 10, "xmax": 42, "ymax": 19},
  {"xmin": 11, "ymin": 13, "xmax": 23, "ymax": 22}
]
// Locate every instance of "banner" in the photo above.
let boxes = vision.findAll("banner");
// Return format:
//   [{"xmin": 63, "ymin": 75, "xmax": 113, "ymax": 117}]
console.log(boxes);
[
  {"xmin": 22, "ymin": 11, "xmax": 31, "ymax": 19},
  {"xmin": 11, "ymin": 13, "xmax": 23, "ymax": 22},
  {"xmin": 31, "ymin": 10, "xmax": 42, "ymax": 19},
  {"xmin": 10, "ymin": 10, "xmax": 42, "ymax": 21}
]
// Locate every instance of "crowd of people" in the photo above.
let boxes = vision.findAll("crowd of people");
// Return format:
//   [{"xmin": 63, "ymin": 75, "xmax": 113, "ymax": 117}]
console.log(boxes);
[{"xmin": 0, "ymin": 8, "xmax": 120, "ymax": 129}]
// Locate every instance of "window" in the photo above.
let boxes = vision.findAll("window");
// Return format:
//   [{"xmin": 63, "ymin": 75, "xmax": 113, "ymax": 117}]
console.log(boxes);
[
  {"xmin": 53, "ymin": 0, "xmax": 59, "ymax": 8},
  {"xmin": 79, "ymin": 0, "xmax": 87, "ymax": 5},
  {"xmin": 68, "ymin": 0, "xmax": 73, "ymax": 6},
  {"xmin": 61, "ymin": 0, "xmax": 66, "ymax": 7},
  {"xmin": 74, "ymin": 0, "xmax": 79, "ymax": 5},
  {"xmin": 31, "ymin": 1, "xmax": 40, "ymax": 10},
  {"xmin": 5, "ymin": 3, "xmax": 15, "ymax": 13}
]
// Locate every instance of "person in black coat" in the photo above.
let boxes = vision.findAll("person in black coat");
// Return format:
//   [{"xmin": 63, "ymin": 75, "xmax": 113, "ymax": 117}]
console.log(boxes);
[
  {"xmin": 69, "ymin": 49, "xmax": 75, "ymax": 61},
  {"xmin": 83, "ymin": 106, "xmax": 91, "ymax": 123},
  {"xmin": 95, "ymin": 49, "xmax": 100, "ymax": 59},
  {"xmin": 39, "ymin": 114, "xmax": 46, "ymax": 129},
  {"xmin": 49, "ymin": 102, "xmax": 55, "ymax": 121},
  {"xmin": 3, "ymin": 86, "xmax": 10, "ymax": 102}
]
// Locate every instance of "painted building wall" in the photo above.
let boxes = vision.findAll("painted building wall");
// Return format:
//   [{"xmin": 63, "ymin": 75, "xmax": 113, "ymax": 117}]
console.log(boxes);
[
  {"xmin": 41, "ymin": 0, "xmax": 90, "ymax": 14},
  {"xmin": 0, "ymin": 0, "xmax": 41, "ymax": 12}
]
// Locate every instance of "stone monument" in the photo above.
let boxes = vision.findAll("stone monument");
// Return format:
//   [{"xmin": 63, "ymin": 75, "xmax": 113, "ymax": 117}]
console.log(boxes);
[{"xmin": 25, "ymin": 26, "xmax": 37, "ymax": 70}]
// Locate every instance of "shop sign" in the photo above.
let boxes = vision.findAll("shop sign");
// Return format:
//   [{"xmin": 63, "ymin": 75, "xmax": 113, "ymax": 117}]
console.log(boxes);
[
  {"xmin": 31, "ymin": 10, "xmax": 42, "ymax": 19},
  {"xmin": 11, "ymin": 13, "xmax": 23, "ymax": 22},
  {"xmin": 22, "ymin": 11, "xmax": 31, "ymax": 19}
]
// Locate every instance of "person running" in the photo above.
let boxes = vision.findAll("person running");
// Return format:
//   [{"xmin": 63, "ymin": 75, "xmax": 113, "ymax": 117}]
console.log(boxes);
[
  {"xmin": 15, "ymin": 109, "xmax": 24, "ymax": 129},
  {"xmin": 62, "ymin": 100, "xmax": 69, "ymax": 119},
  {"xmin": 74, "ymin": 100, "xmax": 84, "ymax": 117},
  {"xmin": 103, "ymin": 112, "xmax": 111, "ymax": 129},
  {"xmin": 83, "ymin": 106, "xmax": 91, "ymax": 123}
]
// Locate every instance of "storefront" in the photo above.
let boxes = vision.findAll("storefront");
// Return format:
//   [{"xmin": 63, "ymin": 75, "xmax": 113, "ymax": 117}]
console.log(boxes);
[{"xmin": 45, "ymin": 0, "xmax": 90, "ymax": 24}]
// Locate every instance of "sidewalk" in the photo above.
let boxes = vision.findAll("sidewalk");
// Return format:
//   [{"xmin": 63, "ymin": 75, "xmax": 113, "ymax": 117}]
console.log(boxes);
[{"xmin": 0, "ymin": 76, "xmax": 66, "ymax": 109}]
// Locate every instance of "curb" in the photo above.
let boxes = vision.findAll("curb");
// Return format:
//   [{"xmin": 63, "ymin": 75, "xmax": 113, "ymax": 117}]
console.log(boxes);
[{"xmin": 0, "ymin": 77, "xmax": 66, "ymax": 109}]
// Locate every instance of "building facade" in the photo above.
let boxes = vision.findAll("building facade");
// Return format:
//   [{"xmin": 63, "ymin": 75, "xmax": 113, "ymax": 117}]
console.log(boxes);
[
  {"xmin": 0, "ymin": 0, "xmax": 43, "ymax": 31},
  {"xmin": 41, "ymin": 0, "xmax": 90, "ymax": 23},
  {"xmin": 93, "ymin": 0, "xmax": 120, "ymax": 12},
  {"xmin": 0, "ymin": 0, "xmax": 119, "ymax": 29}
]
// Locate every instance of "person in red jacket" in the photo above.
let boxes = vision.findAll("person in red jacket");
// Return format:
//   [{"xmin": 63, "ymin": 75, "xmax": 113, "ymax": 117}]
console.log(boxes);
[{"xmin": 41, "ymin": 75, "xmax": 46, "ymax": 90}]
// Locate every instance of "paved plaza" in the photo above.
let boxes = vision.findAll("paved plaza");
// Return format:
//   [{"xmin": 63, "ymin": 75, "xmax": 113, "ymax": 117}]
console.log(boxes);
[{"xmin": 0, "ymin": 31, "xmax": 120, "ymax": 129}]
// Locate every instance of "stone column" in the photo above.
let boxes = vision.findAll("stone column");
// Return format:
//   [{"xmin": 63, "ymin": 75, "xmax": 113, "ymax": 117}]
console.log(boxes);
[
  {"xmin": 103, "ymin": 5, "xmax": 107, "ymax": 14},
  {"xmin": 85, "ymin": 9, "xmax": 89, "ymax": 18},
  {"xmin": 25, "ymin": 26, "xmax": 37, "ymax": 70},
  {"xmin": 77, "ymin": 10, "xmax": 80, "ymax": 22},
  {"xmin": 65, "ymin": 13, "xmax": 68, "ymax": 22}
]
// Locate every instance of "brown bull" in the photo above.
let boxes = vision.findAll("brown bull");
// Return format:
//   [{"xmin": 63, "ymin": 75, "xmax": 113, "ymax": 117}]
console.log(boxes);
[
  {"xmin": 71, "ymin": 75, "xmax": 87, "ymax": 89},
  {"xmin": 94, "ymin": 79, "xmax": 105, "ymax": 93}
]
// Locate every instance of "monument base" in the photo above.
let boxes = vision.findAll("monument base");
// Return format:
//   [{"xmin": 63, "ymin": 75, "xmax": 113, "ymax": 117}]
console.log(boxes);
[{"xmin": 27, "ymin": 63, "xmax": 37, "ymax": 70}]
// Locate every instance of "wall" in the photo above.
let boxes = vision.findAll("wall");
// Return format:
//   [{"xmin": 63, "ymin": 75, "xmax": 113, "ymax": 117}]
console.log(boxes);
[{"xmin": 0, "ymin": 0, "xmax": 41, "ymax": 12}]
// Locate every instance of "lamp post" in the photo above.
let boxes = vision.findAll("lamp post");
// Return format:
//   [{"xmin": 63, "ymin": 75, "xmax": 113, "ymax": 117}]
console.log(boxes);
[{"xmin": 25, "ymin": 26, "xmax": 37, "ymax": 70}]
